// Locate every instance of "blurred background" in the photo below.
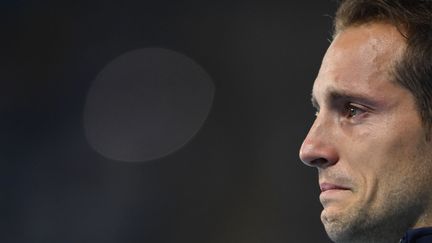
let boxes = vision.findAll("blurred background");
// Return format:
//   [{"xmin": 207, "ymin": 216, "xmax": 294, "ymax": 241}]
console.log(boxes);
[{"xmin": 2, "ymin": 1, "xmax": 337, "ymax": 242}]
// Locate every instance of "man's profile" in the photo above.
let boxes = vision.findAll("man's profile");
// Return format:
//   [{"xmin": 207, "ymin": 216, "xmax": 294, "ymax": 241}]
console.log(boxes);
[{"xmin": 299, "ymin": 1, "xmax": 432, "ymax": 242}]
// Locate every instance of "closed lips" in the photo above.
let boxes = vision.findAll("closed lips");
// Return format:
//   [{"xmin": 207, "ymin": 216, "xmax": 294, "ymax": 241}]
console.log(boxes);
[{"xmin": 320, "ymin": 183, "xmax": 350, "ymax": 192}]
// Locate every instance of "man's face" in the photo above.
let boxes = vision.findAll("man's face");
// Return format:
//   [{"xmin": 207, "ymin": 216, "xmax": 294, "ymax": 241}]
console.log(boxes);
[{"xmin": 299, "ymin": 23, "xmax": 432, "ymax": 242}]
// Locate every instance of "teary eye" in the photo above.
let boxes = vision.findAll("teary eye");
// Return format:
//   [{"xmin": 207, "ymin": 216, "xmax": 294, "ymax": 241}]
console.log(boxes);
[{"xmin": 345, "ymin": 103, "xmax": 365, "ymax": 118}]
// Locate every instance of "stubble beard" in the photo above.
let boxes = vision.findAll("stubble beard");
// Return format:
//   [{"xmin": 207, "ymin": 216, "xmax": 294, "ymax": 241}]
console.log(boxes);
[
  {"xmin": 321, "ymin": 131, "xmax": 432, "ymax": 243},
  {"xmin": 321, "ymin": 171, "xmax": 429, "ymax": 243},
  {"xmin": 321, "ymin": 201, "xmax": 418, "ymax": 243}
]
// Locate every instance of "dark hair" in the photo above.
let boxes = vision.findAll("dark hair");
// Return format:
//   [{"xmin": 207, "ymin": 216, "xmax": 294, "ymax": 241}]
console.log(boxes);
[{"xmin": 334, "ymin": 0, "xmax": 432, "ymax": 133}]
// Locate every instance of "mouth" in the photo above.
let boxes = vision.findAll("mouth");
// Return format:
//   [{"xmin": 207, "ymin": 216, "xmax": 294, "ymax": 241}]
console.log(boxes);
[{"xmin": 320, "ymin": 182, "xmax": 350, "ymax": 193}]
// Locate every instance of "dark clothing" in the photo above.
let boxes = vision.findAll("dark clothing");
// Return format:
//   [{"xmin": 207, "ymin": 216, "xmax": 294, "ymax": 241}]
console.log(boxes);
[{"xmin": 400, "ymin": 228, "xmax": 432, "ymax": 243}]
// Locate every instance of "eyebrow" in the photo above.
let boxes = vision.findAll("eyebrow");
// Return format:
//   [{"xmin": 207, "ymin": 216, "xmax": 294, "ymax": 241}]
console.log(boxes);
[{"xmin": 311, "ymin": 88, "xmax": 380, "ymax": 109}]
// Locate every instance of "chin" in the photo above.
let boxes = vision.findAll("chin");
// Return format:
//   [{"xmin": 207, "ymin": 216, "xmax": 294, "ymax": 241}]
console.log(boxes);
[
  {"xmin": 323, "ymin": 223, "xmax": 358, "ymax": 243},
  {"xmin": 321, "ymin": 205, "xmax": 345, "ymax": 225},
  {"xmin": 321, "ymin": 206, "xmax": 403, "ymax": 243},
  {"xmin": 321, "ymin": 208, "xmax": 356, "ymax": 243}
]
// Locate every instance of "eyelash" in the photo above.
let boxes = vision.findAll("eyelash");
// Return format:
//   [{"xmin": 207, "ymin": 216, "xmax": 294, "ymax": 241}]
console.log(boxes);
[
  {"xmin": 313, "ymin": 103, "xmax": 369, "ymax": 120},
  {"xmin": 344, "ymin": 103, "xmax": 366, "ymax": 119}
]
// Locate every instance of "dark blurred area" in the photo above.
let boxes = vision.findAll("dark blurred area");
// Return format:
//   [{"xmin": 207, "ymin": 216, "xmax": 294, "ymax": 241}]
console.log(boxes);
[{"xmin": 2, "ymin": 1, "xmax": 336, "ymax": 242}]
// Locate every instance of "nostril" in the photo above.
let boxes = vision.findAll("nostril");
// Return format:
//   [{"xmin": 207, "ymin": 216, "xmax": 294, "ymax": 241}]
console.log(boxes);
[{"xmin": 310, "ymin": 158, "xmax": 334, "ymax": 169}]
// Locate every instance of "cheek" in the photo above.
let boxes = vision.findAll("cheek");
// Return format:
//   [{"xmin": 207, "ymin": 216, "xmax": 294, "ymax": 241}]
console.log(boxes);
[
  {"xmin": 353, "ymin": 123, "xmax": 425, "ymax": 189},
  {"xmin": 339, "ymin": 126, "xmax": 416, "ymax": 191},
  {"xmin": 339, "ymin": 127, "xmax": 380, "ymax": 177}
]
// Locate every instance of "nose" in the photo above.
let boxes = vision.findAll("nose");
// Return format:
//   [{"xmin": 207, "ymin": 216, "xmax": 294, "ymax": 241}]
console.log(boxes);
[{"xmin": 299, "ymin": 116, "xmax": 339, "ymax": 168}]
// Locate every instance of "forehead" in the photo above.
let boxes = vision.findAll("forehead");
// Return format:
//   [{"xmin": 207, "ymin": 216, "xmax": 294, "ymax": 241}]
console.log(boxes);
[{"xmin": 312, "ymin": 23, "xmax": 406, "ymax": 103}]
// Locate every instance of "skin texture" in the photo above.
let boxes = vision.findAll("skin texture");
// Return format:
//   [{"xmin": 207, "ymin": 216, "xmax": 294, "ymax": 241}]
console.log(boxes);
[{"xmin": 299, "ymin": 23, "xmax": 432, "ymax": 243}]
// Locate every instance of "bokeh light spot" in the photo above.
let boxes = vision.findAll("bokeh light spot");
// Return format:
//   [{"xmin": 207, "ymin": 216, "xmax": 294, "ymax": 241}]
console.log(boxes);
[{"xmin": 84, "ymin": 48, "xmax": 214, "ymax": 162}]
